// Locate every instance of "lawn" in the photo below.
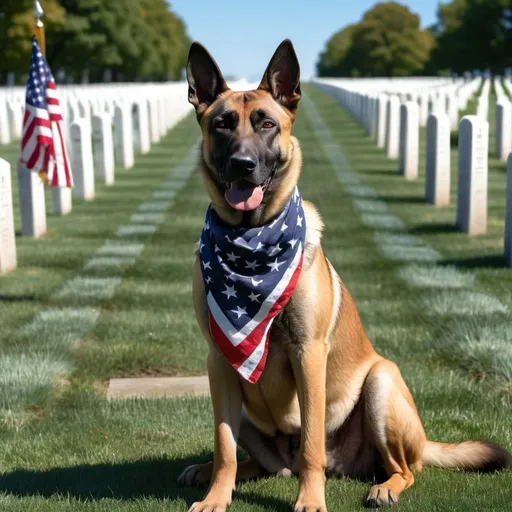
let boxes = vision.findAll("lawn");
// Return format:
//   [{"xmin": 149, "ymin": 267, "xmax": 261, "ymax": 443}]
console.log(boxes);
[{"xmin": 0, "ymin": 84, "xmax": 510, "ymax": 511}]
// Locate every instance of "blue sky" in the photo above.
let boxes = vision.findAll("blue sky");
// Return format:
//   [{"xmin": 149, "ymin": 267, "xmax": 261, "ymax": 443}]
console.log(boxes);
[{"xmin": 171, "ymin": 1, "xmax": 439, "ymax": 81}]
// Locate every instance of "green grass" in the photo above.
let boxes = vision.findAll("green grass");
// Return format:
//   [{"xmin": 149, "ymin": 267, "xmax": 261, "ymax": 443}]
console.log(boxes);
[{"xmin": 0, "ymin": 86, "xmax": 510, "ymax": 511}]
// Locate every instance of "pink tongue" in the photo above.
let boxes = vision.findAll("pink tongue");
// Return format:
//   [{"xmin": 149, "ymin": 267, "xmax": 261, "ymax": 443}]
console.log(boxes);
[{"xmin": 225, "ymin": 186, "xmax": 264, "ymax": 211}]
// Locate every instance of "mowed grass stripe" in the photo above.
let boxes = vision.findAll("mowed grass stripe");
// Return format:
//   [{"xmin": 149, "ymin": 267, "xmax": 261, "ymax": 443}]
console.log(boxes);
[
  {"xmin": 0, "ymin": 115, "xmax": 200, "ymax": 419},
  {"xmin": 306, "ymin": 84, "xmax": 512, "ymax": 395}
]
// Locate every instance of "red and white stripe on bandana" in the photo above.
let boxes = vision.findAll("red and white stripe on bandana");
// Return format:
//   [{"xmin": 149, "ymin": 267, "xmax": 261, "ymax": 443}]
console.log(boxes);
[
  {"xmin": 20, "ymin": 37, "xmax": 73, "ymax": 188},
  {"xmin": 199, "ymin": 187, "xmax": 306, "ymax": 383}
]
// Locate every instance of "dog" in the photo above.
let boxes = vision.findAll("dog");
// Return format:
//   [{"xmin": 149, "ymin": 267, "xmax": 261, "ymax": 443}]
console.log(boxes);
[{"xmin": 178, "ymin": 39, "xmax": 511, "ymax": 511}]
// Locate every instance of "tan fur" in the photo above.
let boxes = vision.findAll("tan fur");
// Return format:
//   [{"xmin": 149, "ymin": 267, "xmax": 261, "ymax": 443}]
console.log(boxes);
[{"xmin": 181, "ymin": 45, "xmax": 511, "ymax": 511}]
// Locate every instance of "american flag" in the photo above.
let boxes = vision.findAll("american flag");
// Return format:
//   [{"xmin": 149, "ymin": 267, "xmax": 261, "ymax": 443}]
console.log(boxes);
[
  {"xmin": 199, "ymin": 187, "xmax": 306, "ymax": 383},
  {"xmin": 20, "ymin": 37, "xmax": 73, "ymax": 188}
]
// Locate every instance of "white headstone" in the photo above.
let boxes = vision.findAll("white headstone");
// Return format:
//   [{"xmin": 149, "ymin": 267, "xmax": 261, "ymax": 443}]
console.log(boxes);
[
  {"xmin": 77, "ymin": 99, "xmax": 91, "ymax": 126},
  {"xmin": 385, "ymin": 96, "xmax": 400, "ymax": 159},
  {"xmin": 446, "ymin": 94, "xmax": 459, "ymax": 131},
  {"xmin": 419, "ymin": 93, "xmax": 429, "ymax": 127},
  {"xmin": 0, "ymin": 159, "xmax": 17, "ymax": 274},
  {"xmin": 8, "ymin": 102, "xmax": 23, "ymax": 140},
  {"xmin": 114, "ymin": 105, "xmax": 134, "ymax": 169},
  {"xmin": 399, "ymin": 102, "xmax": 419, "ymax": 180},
  {"xmin": 456, "ymin": 116, "xmax": 489, "ymax": 235},
  {"xmin": 376, "ymin": 95, "xmax": 388, "ymax": 148},
  {"xmin": 92, "ymin": 113, "xmax": 115, "ymax": 185},
  {"xmin": 52, "ymin": 187, "xmax": 72, "ymax": 216},
  {"xmin": 506, "ymin": 154, "xmax": 512, "ymax": 267},
  {"xmin": 71, "ymin": 119, "xmax": 95, "ymax": 200},
  {"xmin": 132, "ymin": 101, "xmax": 151, "ymax": 154},
  {"xmin": 0, "ymin": 98, "xmax": 11, "ymax": 145},
  {"xmin": 495, "ymin": 100, "xmax": 512, "ymax": 161},
  {"xmin": 158, "ymin": 97, "xmax": 166, "ymax": 137},
  {"xmin": 17, "ymin": 163, "xmax": 47, "ymax": 238},
  {"xmin": 148, "ymin": 98, "xmax": 160, "ymax": 144},
  {"xmin": 425, "ymin": 112, "xmax": 451, "ymax": 207}
]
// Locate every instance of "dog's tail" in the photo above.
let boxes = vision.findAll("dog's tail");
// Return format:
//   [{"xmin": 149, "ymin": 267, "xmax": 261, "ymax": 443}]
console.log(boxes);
[{"xmin": 423, "ymin": 440, "xmax": 512, "ymax": 471}]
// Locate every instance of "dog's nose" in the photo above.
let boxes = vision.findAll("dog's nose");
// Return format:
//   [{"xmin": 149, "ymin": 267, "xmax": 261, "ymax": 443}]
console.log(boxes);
[{"xmin": 229, "ymin": 154, "xmax": 257, "ymax": 177}]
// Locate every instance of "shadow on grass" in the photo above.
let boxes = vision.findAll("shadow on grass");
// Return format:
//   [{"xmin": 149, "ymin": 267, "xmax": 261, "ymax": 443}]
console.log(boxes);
[
  {"xmin": 410, "ymin": 223, "xmax": 458, "ymax": 234},
  {"xmin": 440, "ymin": 255, "xmax": 508, "ymax": 269},
  {"xmin": 0, "ymin": 456, "xmax": 291, "ymax": 510},
  {"xmin": 379, "ymin": 195, "xmax": 426, "ymax": 205},
  {"xmin": 0, "ymin": 294, "xmax": 36, "ymax": 302}
]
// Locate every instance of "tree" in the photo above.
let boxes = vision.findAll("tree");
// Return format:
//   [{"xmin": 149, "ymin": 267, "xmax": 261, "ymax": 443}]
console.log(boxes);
[
  {"xmin": 316, "ymin": 25, "xmax": 357, "ymax": 77},
  {"xmin": 348, "ymin": 2, "xmax": 433, "ymax": 77},
  {"xmin": 0, "ymin": 0, "xmax": 66, "ymax": 79},
  {"xmin": 316, "ymin": 2, "xmax": 434, "ymax": 77},
  {"xmin": 0, "ymin": 0, "xmax": 190, "ymax": 83},
  {"xmin": 432, "ymin": 0, "xmax": 512, "ymax": 74}
]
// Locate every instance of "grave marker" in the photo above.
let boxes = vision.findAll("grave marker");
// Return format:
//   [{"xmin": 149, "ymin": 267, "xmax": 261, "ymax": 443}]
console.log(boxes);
[
  {"xmin": 0, "ymin": 159, "xmax": 17, "ymax": 274},
  {"xmin": 376, "ymin": 95, "xmax": 387, "ymax": 148},
  {"xmin": 114, "ymin": 105, "xmax": 134, "ymax": 169},
  {"xmin": 132, "ymin": 101, "xmax": 151, "ymax": 154},
  {"xmin": 148, "ymin": 98, "xmax": 160, "ymax": 143},
  {"xmin": 506, "ymin": 154, "xmax": 512, "ymax": 267},
  {"xmin": 399, "ymin": 102, "xmax": 419, "ymax": 180},
  {"xmin": 92, "ymin": 113, "xmax": 114, "ymax": 185},
  {"xmin": 495, "ymin": 100, "xmax": 512, "ymax": 161},
  {"xmin": 385, "ymin": 96, "xmax": 400, "ymax": 159},
  {"xmin": 17, "ymin": 163, "xmax": 47, "ymax": 238},
  {"xmin": 0, "ymin": 99, "xmax": 11, "ymax": 145},
  {"xmin": 52, "ymin": 187, "xmax": 72, "ymax": 216},
  {"xmin": 8, "ymin": 102, "xmax": 23, "ymax": 140},
  {"xmin": 71, "ymin": 119, "xmax": 95, "ymax": 200},
  {"xmin": 426, "ymin": 112, "xmax": 451, "ymax": 207},
  {"xmin": 456, "ymin": 116, "xmax": 489, "ymax": 235}
]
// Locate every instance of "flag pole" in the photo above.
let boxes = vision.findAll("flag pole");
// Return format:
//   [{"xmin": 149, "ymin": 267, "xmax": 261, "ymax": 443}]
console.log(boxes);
[
  {"xmin": 33, "ymin": 1, "xmax": 46, "ymax": 56},
  {"xmin": 33, "ymin": 0, "xmax": 48, "ymax": 183}
]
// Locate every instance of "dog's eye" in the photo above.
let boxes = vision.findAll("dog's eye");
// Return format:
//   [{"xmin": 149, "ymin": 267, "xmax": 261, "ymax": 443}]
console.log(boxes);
[
  {"xmin": 262, "ymin": 121, "xmax": 275, "ymax": 129},
  {"xmin": 216, "ymin": 120, "xmax": 227, "ymax": 129}
]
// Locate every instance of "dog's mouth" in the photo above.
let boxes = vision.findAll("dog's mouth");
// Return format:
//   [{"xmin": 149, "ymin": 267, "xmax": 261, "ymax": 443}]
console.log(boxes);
[{"xmin": 223, "ymin": 173, "xmax": 274, "ymax": 211}]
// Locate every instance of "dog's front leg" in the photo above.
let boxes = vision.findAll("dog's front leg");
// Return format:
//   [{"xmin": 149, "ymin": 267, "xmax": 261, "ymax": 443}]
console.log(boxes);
[
  {"xmin": 289, "ymin": 341, "xmax": 328, "ymax": 512},
  {"xmin": 189, "ymin": 349, "xmax": 242, "ymax": 512}
]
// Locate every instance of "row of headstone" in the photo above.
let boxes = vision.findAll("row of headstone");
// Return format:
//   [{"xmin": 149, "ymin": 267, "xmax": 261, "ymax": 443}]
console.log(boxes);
[
  {"xmin": 313, "ymin": 77, "xmax": 511, "ymax": 267},
  {"xmin": 0, "ymin": 79, "xmax": 251, "ymax": 275}
]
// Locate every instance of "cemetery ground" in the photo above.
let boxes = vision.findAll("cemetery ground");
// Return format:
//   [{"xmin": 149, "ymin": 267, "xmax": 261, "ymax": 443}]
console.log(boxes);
[{"xmin": 0, "ymin": 85, "xmax": 511, "ymax": 511}]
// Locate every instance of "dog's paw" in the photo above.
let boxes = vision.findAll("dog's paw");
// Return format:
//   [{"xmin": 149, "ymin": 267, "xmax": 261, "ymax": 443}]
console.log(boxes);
[
  {"xmin": 294, "ymin": 501, "xmax": 327, "ymax": 512},
  {"xmin": 364, "ymin": 485, "xmax": 398, "ymax": 508},
  {"xmin": 188, "ymin": 500, "xmax": 230, "ymax": 512},
  {"xmin": 178, "ymin": 462, "xmax": 213, "ymax": 487}
]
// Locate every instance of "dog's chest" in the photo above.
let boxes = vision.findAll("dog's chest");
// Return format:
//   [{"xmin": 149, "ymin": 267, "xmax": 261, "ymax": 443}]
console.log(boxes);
[{"xmin": 239, "ymin": 298, "xmax": 307, "ymax": 436}]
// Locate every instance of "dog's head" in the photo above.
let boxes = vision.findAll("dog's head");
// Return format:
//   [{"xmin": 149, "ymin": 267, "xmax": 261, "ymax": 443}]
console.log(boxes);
[{"xmin": 187, "ymin": 39, "xmax": 302, "ymax": 225}]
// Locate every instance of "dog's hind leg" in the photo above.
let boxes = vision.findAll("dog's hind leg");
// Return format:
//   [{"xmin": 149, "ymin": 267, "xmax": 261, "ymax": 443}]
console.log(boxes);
[
  {"xmin": 363, "ymin": 359, "xmax": 427, "ymax": 508},
  {"xmin": 179, "ymin": 413, "xmax": 292, "ymax": 487}
]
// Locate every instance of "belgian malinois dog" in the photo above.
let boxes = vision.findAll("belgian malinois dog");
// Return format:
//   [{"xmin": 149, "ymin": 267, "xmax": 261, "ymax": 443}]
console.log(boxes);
[{"xmin": 179, "ymin": 39, "xmax": 511, "ymax": 511}]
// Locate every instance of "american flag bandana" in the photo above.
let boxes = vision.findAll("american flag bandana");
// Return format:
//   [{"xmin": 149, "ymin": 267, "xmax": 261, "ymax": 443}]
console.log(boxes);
[
  {"xmin": 199, "ymin": 187, "xmax": 306, "ymax": 383},
  {"xmin": 20, "ymin": 37, "xmax": 73, "ymax": 188}
]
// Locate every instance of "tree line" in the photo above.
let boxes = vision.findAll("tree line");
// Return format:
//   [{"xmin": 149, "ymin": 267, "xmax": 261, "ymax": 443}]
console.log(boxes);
[
  {"xmin": 317, "ymin": 0, "xmax": 512, "ymax": 77},
  {"xmin": 0, "ymin": 0, "xmax": 190, "ymax": 83}
]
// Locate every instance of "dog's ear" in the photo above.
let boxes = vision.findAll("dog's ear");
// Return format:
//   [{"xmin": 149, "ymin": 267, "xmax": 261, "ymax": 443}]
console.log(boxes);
[
  {"xmin": 187, "ymin": 42, "xmax": 229, "ymax": 116},
  {"xmin": 258, "ymin": 39, "xmax": 301, "ymax": 113}
]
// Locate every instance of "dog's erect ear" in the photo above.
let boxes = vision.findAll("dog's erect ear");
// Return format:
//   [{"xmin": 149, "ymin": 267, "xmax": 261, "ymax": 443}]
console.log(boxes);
[
  {"xmin": 258, "ymin": 39, "xmax": 301, "ymax": 113},
  {"xmin": 186, "ymin": 42, "xmax": 229, "ymax": 116}
]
